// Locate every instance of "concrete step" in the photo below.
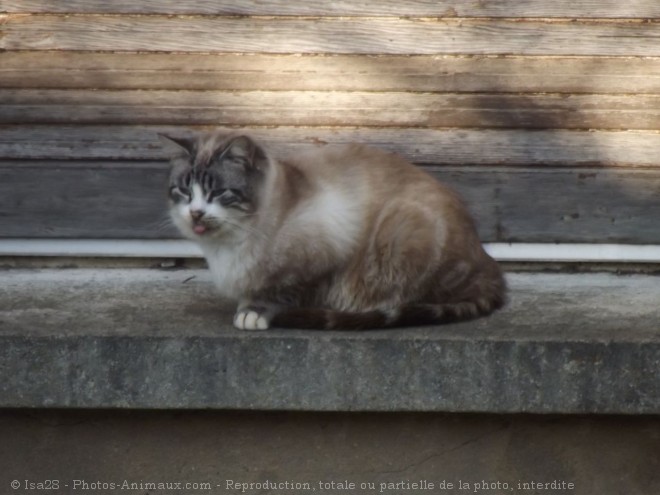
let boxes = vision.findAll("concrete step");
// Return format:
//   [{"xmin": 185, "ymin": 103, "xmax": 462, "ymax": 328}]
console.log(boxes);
[{"xmin": 1, "ymin": 268, "xmax": 658, "ymax": 414}]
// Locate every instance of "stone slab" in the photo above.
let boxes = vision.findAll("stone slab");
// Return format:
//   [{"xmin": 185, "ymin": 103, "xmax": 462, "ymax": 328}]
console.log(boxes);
[
  {"xmin": 0, "ymin": 269, "xmax": 658, "ymax": 413},
  {"xmin": 1, "ymin": 410, "xmax": 659, "ymax": 495}
]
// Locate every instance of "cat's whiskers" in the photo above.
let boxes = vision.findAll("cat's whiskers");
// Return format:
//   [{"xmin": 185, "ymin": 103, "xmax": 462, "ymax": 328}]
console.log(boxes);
[
  {"xmin": 145, "ymin": 214, "xmax": 177, "ymax": 233},
  {"xmin": 215, "ymin": 217, "xmax": 267, "ymax": 240}
]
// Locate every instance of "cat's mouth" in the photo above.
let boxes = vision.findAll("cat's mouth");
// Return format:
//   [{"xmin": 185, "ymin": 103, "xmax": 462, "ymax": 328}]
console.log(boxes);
[{"xmin": 192, "ymin": 221, "xmax": 210, "ymax": 235}]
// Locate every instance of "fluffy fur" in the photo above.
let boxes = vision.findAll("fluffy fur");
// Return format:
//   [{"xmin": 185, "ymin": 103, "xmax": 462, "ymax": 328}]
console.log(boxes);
[{"xmin": 162, "ymin": 131, "xmax": 506, "ymax": 330}]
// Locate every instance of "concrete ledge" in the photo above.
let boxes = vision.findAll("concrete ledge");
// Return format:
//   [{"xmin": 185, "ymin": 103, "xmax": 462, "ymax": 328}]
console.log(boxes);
[{"xmin": 1, "ymin": 269, "xmax": 659, "ymax": 414}]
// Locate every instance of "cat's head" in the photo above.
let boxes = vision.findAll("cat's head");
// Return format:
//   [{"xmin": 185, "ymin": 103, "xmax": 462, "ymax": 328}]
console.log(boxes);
[{"xmin": 160, "ymin": 131, "xmax": 268, "ymax": 240}]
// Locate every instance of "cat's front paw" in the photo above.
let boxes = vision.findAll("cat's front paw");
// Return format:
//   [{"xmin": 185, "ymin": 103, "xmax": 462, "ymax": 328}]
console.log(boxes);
[{"xmin": 233, "ymin": 310, "xmax": 270, "ymax": 331}]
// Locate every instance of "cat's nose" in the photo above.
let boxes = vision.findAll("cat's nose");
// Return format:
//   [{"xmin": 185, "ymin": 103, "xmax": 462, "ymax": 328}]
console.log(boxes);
[{"xmin": 190, "ymin": 209, "xmax": 205, "ymax": 221}]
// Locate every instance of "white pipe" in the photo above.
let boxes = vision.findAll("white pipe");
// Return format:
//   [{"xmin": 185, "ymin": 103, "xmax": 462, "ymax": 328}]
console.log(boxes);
[
  {"xmin": 0, "ymin": 239, "xmax": 203, "ymax": 258},
  {"xmin": 485, "ymin": 243, "xmax": 660, "ymax": 263},
  {"xmin": 0, "ymin": 239, "xmax": 660, "ymax": 263}
]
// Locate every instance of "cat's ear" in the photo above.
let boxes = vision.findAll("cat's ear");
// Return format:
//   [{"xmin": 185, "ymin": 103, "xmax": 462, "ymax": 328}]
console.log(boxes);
[
  {"xmin": 225, "ymin": 135, "xmax": 268, "ymax": 171},
  {"xmin": 158, "ymin": 132, "xmax": 197, "ymax": 156}
]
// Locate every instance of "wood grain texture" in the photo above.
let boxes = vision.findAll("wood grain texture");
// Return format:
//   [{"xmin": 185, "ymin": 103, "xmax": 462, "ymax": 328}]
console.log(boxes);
[
  {"xmin": 3, "ymin": 52, "xmax": 660, "ymax": 94},
  {"xmin": 2, "ymin": 162, "xmax": 659, "ymax": 243},
  {"xmin": 2, "ymin": 126, "xmax": 660, "ymax": 168},
  {"xmin": 438, "ymin": 166, "xmax": 660, "ymax": 244},
  {"xmin": 3, "ymin": 90, "xmax": 659, "ymax": 130},
  {"xmin": 3, "ymin": 16, "xmax": 660, "ymax": 56},
  {"xmin": 0, "ymin": 162, "xmax": 171, "ymax": 239},
  {"xmin": 3, "ymin": 4, "xmax": 660, "ymax": 250},
  {"xmin": 4, "ymin": 0, "xmax": 660, "ymax": 18}
]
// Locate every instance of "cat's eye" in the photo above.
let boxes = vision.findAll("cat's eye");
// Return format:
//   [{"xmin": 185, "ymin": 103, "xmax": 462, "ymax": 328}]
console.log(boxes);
[
  {"xmin": 169, "ymin": 185, "xmax": 191, "ymax": 202},
  {"xmin": 209, "ymin": 188, "xmax": 244, "ymax": 207}
]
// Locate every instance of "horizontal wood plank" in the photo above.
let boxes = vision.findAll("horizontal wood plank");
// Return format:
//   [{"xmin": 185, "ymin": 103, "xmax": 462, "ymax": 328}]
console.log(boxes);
[
  {"xmin": 3, "ymin": 16, "xmax": 660, "ymax": 56},
  {"xmin": 0, "ymin": 163, "xmax": 171, "ymax": 239},
  {"xmin": 1, "ymin": 162, "xmax": 659, "ymax": 243},
  {"xmin": 4, "ymin": 0, "xmax": 660, "ymax": 18},
  {"xmin": 3, "ymin": 52, "xmax": 660, "ymax": 94},
  {"xmin": 3, "ymin": 4, "xmax": 659, "ymax": 251},
  {"xmin": 2, "ymin": 90, "xmax": 659, "ymax": 130},
  {"xmin": 2, "ymin": 126, "xmax": 660, "ymax": 168},
  {"xmin": 447, "ymin": 167, "xmax": 660, "ymax": 244}
]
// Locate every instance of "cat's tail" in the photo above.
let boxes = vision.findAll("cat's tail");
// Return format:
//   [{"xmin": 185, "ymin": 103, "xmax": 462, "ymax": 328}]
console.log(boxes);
[{"xmin": 270, "ymin": 294, "xmax": 506, "ymax": 330}]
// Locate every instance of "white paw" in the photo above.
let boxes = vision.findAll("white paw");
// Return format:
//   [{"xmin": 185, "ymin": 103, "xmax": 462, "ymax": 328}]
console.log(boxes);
[{"xmin": 233, "ymin": 310, "xmax": 269, "ymax": 331}]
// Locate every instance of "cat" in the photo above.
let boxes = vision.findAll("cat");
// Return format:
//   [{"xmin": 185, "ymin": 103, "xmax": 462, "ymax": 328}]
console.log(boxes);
[{"xmin": 161, "ymin": 130, "xmax": 506, "ymax": 330}]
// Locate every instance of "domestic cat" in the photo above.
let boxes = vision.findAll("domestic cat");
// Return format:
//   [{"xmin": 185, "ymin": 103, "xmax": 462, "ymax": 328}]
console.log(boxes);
[{"xmin": 162, "ymin": 131, "xmax": 506, "ymax": 330}]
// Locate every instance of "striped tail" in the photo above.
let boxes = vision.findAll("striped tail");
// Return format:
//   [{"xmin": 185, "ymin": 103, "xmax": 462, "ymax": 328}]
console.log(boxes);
[{"xmin": 270, "ymin": 295, "xmax": 506, "ymax": 330}]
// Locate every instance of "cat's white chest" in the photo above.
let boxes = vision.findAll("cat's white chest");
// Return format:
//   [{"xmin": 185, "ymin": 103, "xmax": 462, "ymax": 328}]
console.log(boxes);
[{"xmin": 201, "ymin": 242, "xmax": 255, "ymax": 299}]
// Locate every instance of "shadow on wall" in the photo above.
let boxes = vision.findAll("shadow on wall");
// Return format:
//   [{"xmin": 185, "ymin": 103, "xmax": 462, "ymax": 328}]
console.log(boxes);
[{"xmin": 1, "ymin": 10, "xmax": 659, "ymax": 246}]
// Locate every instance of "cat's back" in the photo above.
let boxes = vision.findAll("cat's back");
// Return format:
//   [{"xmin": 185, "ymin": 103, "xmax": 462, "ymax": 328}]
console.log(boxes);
[
  {"xmin": 286, "ymin": 142, "xmax": 436, "ymax": 193},
  {"xmin": 298, "ymin": 143, "xmax": 465, "ymax": 216}
]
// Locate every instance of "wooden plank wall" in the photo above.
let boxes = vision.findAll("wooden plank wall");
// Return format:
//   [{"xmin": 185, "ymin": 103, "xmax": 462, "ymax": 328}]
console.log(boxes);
[{"xmin": 1, "ymin": 1, "xmax": 659, "ymax": 243}]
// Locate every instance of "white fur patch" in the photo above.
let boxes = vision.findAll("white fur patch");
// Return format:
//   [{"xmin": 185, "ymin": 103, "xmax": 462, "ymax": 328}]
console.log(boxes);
[
  {"xmin": 293, "ymin": 185, "xmax": 363, "ymax": 257},
  {"xmin": 190, "ymin": 184, "xmax": 206, "ymax": 213},
  {"xmin": 202, "ymin": 242, "xmax": 254, "ymax": 299}
]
